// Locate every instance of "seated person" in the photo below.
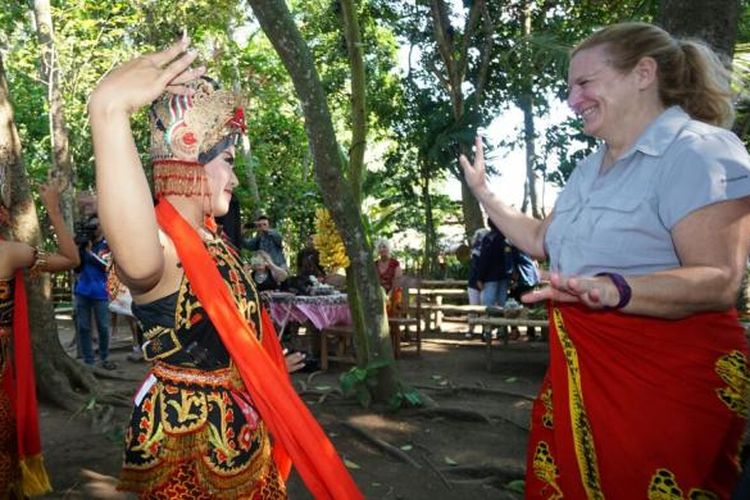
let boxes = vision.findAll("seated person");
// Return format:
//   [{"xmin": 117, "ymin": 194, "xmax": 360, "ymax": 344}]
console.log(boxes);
[
  {"xmin": 248, "ymin": 250, "xmax": 288, "ymax": 292},
  {"xmin": 375, "ymin": 238, "xmax": 403, "ymax": 315}
]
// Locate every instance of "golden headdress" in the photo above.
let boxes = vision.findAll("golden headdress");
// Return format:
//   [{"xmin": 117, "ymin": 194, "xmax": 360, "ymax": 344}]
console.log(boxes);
[{"xmin": 149, "ymin": 77, "xmax": 246, "ymax": 198}]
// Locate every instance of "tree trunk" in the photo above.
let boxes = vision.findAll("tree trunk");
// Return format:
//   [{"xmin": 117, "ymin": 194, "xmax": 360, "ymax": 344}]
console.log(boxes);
[
  {"xmin": 340, "ymin": 0, "xmax": 366, "ymax": 207},
  {"xmin": 658, "ymin": 0, "xmax": 740, "ymax": 59},
  {"xmin": 460, "ymin": 178, "xmax": 485, "ymax": 235},
  {"xmin": 429, "ymin": 0, "xmax": 490, "ymax": 240},
  {"xmin": 421, "ymin": 158, "xmax": 435, "ymax": 276},
  {"xmin": 520, "ymin": 94, "xmax": 541, "ymax": 219},
  {"xmin": 32, "ymin": 0, "xmax": 76, "ymax": 227},
  {"xmin": 0, "ymin": 53, "xmax": 96, "ymax": 410},
  {"xmin": 247, "ymin": 0, "xmax": 399, "ymax": 403}
]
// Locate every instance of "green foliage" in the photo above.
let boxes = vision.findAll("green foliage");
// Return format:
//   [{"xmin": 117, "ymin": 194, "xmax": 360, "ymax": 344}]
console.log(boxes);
[
  {"xmin": 339, "ymin": 358, "xmax": 393, "ymax": 408},
  {"xmin": 339, "ymin": 359, "xmax": 424, "ymax": 410}
]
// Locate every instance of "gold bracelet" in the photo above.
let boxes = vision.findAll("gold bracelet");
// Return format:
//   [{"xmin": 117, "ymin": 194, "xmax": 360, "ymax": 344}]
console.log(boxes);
[{"xmin": 28, "ymin": 247, "xmax": 49, "ymax": 278}]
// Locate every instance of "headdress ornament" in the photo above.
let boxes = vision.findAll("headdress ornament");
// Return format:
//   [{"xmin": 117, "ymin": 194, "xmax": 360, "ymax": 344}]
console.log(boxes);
[{"xmin": 149, "ymin": 77, "xmax": 246, "ymax": 198}]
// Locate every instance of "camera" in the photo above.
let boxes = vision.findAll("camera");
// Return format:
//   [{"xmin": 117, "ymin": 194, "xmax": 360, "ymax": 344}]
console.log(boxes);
[{"xmin": 74, "ymin": 217, "xmax": 99, "ymax": 246}]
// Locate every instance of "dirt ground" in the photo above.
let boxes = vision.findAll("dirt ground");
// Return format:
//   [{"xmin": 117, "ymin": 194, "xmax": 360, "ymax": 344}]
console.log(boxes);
[{"xmin": 37, "ymin": 317, "xmax": 548, "ymax": 499}]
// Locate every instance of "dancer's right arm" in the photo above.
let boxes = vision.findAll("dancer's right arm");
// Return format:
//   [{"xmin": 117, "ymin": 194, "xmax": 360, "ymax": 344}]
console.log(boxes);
[
  {"xmin": 459, "ymin": 136, "xmax": 551, "ymax": 260},
  {"xmin": 88, "ymin": 39, "xmax": 204, "ymax": 294}
]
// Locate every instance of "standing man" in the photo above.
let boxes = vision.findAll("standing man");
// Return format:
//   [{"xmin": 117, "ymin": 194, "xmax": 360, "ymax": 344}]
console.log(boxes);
[
  {"xmin": 74, "ymin": 214, "xmax": 116, "ymax": 369},
  {"xmin": 476, "ymin": 218, "xmax": 513, "ymax": 307},
  {"xmin": 243, "ymin": 214, "xmax": 288, "ymax": 270}
]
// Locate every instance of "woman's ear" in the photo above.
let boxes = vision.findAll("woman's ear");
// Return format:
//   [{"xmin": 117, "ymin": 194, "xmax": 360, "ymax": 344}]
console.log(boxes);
[{"xmin": 634, "ymin": 56, "xmax": 658, "ymax": 90}]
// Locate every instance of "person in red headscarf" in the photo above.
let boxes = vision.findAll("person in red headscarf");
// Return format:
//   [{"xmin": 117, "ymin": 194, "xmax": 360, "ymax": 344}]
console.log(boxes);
[
  {"xmin": 89, "ymin": 37, "xmax": 362, "ymax": 499},
  {"xmin": 0, "ymin": 180, "xmax": 79, "ymax": 497}
]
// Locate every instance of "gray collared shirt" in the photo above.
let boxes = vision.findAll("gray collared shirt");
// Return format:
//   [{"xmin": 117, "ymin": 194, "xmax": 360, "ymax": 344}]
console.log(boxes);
[{"xmin": 545, "ymin": 106, "xmax": 750, "ymax": 276}]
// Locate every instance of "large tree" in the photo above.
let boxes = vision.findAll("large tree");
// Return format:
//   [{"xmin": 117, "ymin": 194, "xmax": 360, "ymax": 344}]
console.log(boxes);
[
  {"xmin": 659, "ymin": 0, "xmax": 741, "ymax": 59},
  {"xmin": 248, "ymin": 0, "xmax": 401, "ymax": 403}
]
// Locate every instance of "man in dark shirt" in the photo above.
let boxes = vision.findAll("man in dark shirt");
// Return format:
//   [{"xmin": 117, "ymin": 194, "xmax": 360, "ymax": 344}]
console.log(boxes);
[
  {"xmin": 243, "ymin": 215, "xmax": 287, "ymax": 270},
  {"xmin": 476, "ymin": 218, "xmax": 513, "ymax": 307}
]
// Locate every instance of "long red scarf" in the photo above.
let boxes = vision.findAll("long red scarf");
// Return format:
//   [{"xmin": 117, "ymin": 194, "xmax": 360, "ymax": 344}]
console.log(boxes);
[
  {"xmin": 526, "ymin": 304, "xmax": 748, "ymax": 499},
  {"xmin": 155, "ymin": 199, "xmax": 362, "ymax": 500},
  {"xmin": 5, "ymin": 270, "xmax": 52, "ymax": 496}
]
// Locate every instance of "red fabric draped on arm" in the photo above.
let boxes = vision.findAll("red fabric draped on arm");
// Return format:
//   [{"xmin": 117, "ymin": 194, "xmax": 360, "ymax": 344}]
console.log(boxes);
[{"xmin": 155, "ymin": 199, "xmax": 361, "ymax": 500}]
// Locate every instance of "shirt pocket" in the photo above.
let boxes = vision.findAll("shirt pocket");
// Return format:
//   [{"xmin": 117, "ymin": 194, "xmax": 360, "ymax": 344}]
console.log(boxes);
[{"xmin": 584, "ymin": 194, "xmax": 647, "ymax": 248}]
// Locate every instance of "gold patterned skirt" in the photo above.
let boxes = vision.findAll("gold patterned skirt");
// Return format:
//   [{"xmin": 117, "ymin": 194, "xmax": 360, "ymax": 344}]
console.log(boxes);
[{"xmin": 118, "ymin": 362, "xmax": 286, "ymax": 499}]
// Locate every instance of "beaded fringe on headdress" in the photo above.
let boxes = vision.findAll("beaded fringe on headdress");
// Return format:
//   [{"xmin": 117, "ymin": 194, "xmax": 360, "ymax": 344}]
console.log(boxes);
[{"xmin": 152, "ymin": 160, "xmax": 209, "ymax": 199}]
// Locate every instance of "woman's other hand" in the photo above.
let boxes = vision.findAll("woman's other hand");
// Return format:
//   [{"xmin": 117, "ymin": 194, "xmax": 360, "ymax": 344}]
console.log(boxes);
[
  {"xmin": 459, "ymin": 136, "xmax": 489, "ymax": 196},
  {"xmin": 89, "ymin": 37, "xmax": 205, "ymax": 117},
  {"xmin": 521, "ymin": 271, "xmax": 622, "ymax": 310}
]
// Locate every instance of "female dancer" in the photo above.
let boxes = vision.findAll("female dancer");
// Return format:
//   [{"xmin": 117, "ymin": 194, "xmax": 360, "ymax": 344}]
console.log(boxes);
[
  {"xmin": 89, "ymin": 38, "xmax": 360, "ymax": 498},
  {"xmin": 0, "ymin": 181, "xmax": 79, "ymax": 497}
]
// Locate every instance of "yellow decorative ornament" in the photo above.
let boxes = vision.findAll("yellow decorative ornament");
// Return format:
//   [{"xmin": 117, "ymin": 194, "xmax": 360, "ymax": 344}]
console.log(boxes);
[{"xmin": 313, "ymin": 208, "xmax": 350, "ymax": 272}]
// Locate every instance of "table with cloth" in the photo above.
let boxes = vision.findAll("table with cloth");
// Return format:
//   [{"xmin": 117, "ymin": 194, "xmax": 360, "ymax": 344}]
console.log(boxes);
[{"xmin": 264, "ymin": 293, "xmax": 351, "ymax": 357}]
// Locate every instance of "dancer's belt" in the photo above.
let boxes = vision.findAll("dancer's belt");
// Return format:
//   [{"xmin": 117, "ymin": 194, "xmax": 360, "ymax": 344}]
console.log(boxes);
[{"xmin": 151, "ymin": 361, "xmax": 243, "ymax": 390}]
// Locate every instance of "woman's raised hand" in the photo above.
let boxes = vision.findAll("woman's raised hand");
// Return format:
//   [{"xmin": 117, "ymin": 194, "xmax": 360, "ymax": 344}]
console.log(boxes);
[
  {"xmin": 38, "ymin": 179, "xmax": 62, "ymax": 212},
  {"xmin": 459, "ymin": 136, "xmax": 489, "ymax": 196},
  {"xmin": 89, "ymin": 37, "xmax": 206, "ymax": 116}
]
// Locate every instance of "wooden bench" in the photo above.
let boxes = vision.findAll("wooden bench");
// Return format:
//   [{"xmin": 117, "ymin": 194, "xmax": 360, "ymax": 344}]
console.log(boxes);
[
  {"xmin": 468, "ymin": 316, "xmax": 549, "ymax": 372},
  {"xmin": 416, "ymin": 280, "xmax": 469, "ymax": 331}
]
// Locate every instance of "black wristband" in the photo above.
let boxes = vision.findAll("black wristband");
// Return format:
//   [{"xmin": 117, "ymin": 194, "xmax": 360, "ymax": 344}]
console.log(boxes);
[{"xmin": 595, "ymin": 272, "xmax": 631, "ymax": 310}]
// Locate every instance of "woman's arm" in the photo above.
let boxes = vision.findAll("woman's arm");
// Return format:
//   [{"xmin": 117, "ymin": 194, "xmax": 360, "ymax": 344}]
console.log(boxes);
[
  {"xmin": 88, "ymin": 39, "xmax": 203, "ymax": 294},
  {"xmin": 523, "ymin": 197, "xmax": 750, "ymax": 319},
  {"xmin": 0, "ymin": 182, "xmax": 79, "ymax": 278},
  {"xmin": 460, "ymin": 136, "xmax": 550, "ymax": 259},
  {"xmin": 37, "ymin": 181, "xmax": 80, "ymax": 272}
]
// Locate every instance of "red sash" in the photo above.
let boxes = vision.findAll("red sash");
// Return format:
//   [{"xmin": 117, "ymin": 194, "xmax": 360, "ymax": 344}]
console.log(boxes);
[
  {"xmin": 155, "ymin": 199, "xmax": 362, "ymax": 500},
  {"xmin": 526, "ymin": 304, "xmax": 748, "ymax": 499},
  {"xmin": 5, "ymin": 270, "xmax": 52, "ymax": 496}
]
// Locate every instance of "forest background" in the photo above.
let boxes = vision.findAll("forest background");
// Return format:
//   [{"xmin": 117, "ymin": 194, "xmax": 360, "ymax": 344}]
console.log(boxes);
[{"xmin": 1, "ymin": 0, "xmax": 749, "ymax": 407}]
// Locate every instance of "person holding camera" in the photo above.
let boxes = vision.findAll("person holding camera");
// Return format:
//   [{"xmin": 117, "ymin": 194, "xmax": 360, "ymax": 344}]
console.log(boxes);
[
  {"xmin": 243, "ymin": 214, "xmax": 288, "ymax": 270},
  {"xmin": 74, "ymin": 214, "xmax": 116, "ymax": 370}
]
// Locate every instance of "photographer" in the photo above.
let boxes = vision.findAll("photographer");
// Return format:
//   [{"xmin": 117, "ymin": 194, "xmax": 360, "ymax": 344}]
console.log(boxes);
[
  {"xmin": 243, "ymin": 214, "xmax": 288, "ymax": 270},
  {"xmin": 74, "ymin": 214, "xmax": 115, "ymax": 370}
]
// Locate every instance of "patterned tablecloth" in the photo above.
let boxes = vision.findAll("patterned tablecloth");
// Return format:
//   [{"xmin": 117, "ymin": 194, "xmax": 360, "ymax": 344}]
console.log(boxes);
[{"xmin": 265, "ymin": 292, "xmax": 351, "ymax": 333}]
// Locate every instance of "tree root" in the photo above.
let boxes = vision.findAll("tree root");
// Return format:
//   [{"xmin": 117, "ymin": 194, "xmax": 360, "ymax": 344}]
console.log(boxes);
[
  {"xmin": 95, "ymin": 392, "xmax": 133, "ymax": 408},
  {"xmin": 90, "ymin": 367, "xmax": 143, "ymax": 382},
  {"xmin": 413, "ymin": 384, "xmax": 536, "ymax": 402},
  {"xmin": 415, "ymin": 407, "xmax": 492, "ymax": 424},
  {"xmin": 419, "ymin": 451, "xmax": 452, "ymax": 490},
  {"xmin": 486, "ymin": 413, "xmax": 530, "ymax": 433},
  {"xmin": 440, "ymin": 464, "xmax": 526, "ymax": 481},
  {"xmin": 341, "ymin": 422, "xmax": 422, "ymax": 469}
]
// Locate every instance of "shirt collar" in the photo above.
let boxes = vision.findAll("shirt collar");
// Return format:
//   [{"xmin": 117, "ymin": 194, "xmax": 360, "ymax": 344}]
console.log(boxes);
[{"xmin": 620, "ymin": 106, "xmax": 691, "ymax": 159}]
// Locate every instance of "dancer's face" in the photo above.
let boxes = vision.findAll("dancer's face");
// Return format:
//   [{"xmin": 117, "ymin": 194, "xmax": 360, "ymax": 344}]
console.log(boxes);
[{"xmin": 204, "ymin": 146, "xmax": 238, "ymax": 217}]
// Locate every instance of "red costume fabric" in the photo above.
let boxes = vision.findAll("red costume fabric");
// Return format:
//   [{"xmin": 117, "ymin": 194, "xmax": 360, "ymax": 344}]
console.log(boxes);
[
  {"xmin": 526, "ymin": 304, "xmax": 748, "ymax": 499},
  {"xmin": 155, "ymin": 199, "xmax": 362, "ymax": 500}
]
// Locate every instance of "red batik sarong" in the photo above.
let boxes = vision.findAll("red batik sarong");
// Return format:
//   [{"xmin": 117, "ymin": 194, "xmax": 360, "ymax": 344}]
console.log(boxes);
[{"xmin": 526, "ymin": 304, "xmax": 748, "ymax": 499}]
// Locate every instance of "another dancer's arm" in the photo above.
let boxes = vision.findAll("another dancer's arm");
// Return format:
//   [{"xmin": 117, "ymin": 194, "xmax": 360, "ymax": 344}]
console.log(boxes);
[{"xmin": 0, "ymin": 182, "xmax": 79, "ymax": 277}]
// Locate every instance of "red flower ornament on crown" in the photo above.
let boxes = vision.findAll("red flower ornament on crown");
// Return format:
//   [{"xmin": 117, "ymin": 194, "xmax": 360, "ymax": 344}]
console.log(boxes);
[{"xmin": 149, "ymin": 77, "xmax": 247, "ymax": 199}]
